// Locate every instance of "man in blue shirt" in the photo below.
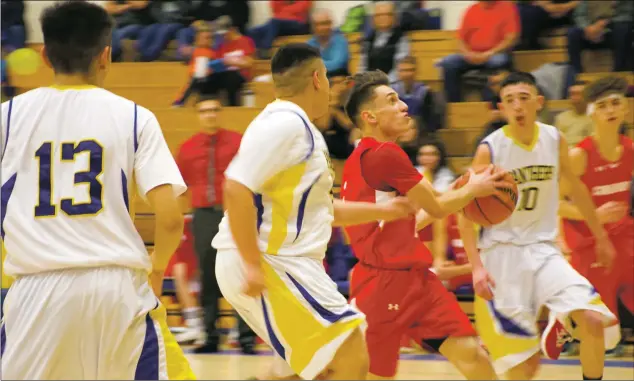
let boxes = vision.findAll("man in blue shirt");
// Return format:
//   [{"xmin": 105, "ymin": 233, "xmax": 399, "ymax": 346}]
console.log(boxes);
[{"xmin": 307, "ymin": 9, "xmax": 350, "ymax": 73}]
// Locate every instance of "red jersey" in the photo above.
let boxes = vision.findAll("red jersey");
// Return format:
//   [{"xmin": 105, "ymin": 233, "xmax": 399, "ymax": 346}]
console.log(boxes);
[
  {"xmin": 564, "ymin": 135, "xmax": 634, "ymax": 251},
  {"xmin": 341, "ymin": 137, "xmax": 433, "ymax": 270}
]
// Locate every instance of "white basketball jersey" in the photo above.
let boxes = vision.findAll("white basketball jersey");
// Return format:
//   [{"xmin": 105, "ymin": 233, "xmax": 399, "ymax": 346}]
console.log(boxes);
[
  {"xmin": 212, "ymin": 100, "xmax": 334, "ymax": 259},
  {"xmin": 1, "ymin": 86, "xmax": 186, "ymax": 276},
  {"xmin": 478, "ymin": 122, "xmax": 560, "ymax": 249}
]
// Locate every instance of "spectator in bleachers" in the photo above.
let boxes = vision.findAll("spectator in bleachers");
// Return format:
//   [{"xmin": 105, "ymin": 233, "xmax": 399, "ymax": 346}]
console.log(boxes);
[
  {"xmin": 306, "ymin": 9, "xmax": 350, "ymax": 73},
  {"xmin": 247, "ymin": 0, "xmax": 312, "ymax": 58},
  {"xmin": 173, "ymin": 24, "xmax": 217, "ymax": 107},
  {"xmin": 438, "ymin": 0, "xmax": 519, "ymax": 103},
  {"xmin": 359, "ymin": 1, "xmax": 410, "ymax": 84},
  {"xmin": 517, "ymin": 0, "xmax": 579, "ymax": 50},
  {"xmin": 367, "ymin": 0, "xmax": 430, "ymax": 34},
  {"xmin": 176, "ymin": 0, "xmax": 250, "ymax": 62},
  {"xmin": 106, "ymin": 0, "xmax": 152, "ymax": 62},
  {"xmin": 136, "ymin": 0, "xmax": 191, "ymax": 62},
  {"xmin": 555, "ymin": 80, "xmax": 594, "ymax": 147},
  {"xmin": 175, "ymin": 96, "xmax": 256, "ymax": 354},
  {"xmin": 567, "ymin": 0, "xmax": 634, "ymax": 74},
  {"xmin": 392, "ymin": 56, "xmax": 443, "ymax": 132},
  {"xmin": 1, "ymin": 0, "xmax": 26, "ymax": 53},
  {"xmin": 321, "ymin": 68, "xmax": 358, "ymax": 160}
]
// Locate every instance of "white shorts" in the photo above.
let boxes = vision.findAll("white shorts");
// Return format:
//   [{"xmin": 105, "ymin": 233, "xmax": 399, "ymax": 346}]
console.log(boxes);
[
  {"xmin": 216, "ymin": 250, "xmax": 365, "ymax": 380},
  {"xmin": 475, "ymin": 242, "xmax": 618, "ymax": 374},
  {"xmin": 0, "ymin": 266, "xmax": 195, "ymax": 380}
]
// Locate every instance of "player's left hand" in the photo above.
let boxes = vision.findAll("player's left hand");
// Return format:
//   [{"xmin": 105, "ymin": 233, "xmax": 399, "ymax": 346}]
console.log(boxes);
[
  {"xmin": 594, "ymin": 234, "xmax": 616, "ymax": 273},
  {"xmin": 383, "ymin": 197, "xmax": 417, "ymax": 221}
]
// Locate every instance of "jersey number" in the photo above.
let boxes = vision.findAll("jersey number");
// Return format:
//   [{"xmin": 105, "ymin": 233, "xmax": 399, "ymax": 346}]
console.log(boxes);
[
  {"xmin": 34, "ymin": 140, "xmax": 104, "ymax": 217},
  {"xmin": 517, "ymin": 187, "xmax": 539, "ymax": 211}
]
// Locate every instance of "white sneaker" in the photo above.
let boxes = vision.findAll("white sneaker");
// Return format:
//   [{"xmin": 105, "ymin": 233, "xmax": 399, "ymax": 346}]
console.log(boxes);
[{"xmin": 175, "ymin": 327, "xmax": 206, "ymax": 345}]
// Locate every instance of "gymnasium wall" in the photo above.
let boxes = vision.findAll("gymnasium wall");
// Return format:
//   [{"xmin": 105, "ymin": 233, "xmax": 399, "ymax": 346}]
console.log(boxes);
[{"xmin": 22, "ymin": 0, "xmax": 475, "ymax": 44}]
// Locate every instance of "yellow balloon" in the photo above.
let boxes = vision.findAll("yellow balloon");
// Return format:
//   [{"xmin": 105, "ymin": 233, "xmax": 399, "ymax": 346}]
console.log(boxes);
[{"xmin": 6, "ymin": 48, "xmax": 42, "ymax": 76}]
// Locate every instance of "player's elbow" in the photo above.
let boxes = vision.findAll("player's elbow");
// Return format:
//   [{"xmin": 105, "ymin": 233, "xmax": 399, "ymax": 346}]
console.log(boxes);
[
  {"xmin": 223, "ymin": 179, "xmax": 252, "ymax": 205},
  {"xmin": 155, "ymin": 207, "xmax": 183, "ymax": 234}
]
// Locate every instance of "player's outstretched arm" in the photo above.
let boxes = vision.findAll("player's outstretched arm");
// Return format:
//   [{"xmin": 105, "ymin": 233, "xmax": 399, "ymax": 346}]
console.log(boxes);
[
  {"xmin": 559, "ymin": 133, "xmax": 616, "ymax": 269},
  {"xmin": 456, "ymin": 144, "xmax": 496, "ymax": 300},
  {"xmin": 332, "ymin": 197, "xmax": 415, "ymax": 226}
]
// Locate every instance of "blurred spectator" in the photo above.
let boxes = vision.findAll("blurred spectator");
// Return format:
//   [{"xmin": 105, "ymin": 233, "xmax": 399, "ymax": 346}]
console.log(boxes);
[
  {"xmin": 174, "ymin": 17, "xmax": 255, "ymax": 106},
  {"xmin": 555, "ymin": 80, "xmax": 594, "ymax": 147},
  {"xmin": 567, "ymin": 0, "xmax": 634, "ymax": 74},
  {"xmin": 176, "ymin": 0, "xmax": 250, "ymax": 62},
  {"xmin": 358, "ymin": 1, "xmax": 410, "ymax": 84},
  {"xmin": 438, "ymin": 1, "xmax": 519, "ymax": 102},
  {"xmin": 517, "ymin": 1, "xmax": 579, "ymax": 50},
  {"xmin": 1, "ymin": 0, "xmax": 26, "ymax": 53},
  {"xmin": 173, "ymin": 25, "xmax": 217, "ymax": 107},
  {"xmin": 1, "ymin": 56, "xmax": 15, "ymax": 99},
  {"xmin": 248, "ymin": 0, "xmax": 312, "ymax": 57},
  {"xmin": 106, "ymin": 0, "xmax": 152, "ymax": 62},
  {"xmin": 175, "ymin": 96, "xmax": 256, "ymax": 355},
  {"xmin": 321, "ymin": 69, "xmax": 357, "ymax": 160},
  {"xmin": 392, "ymin": 56, "xmax": 443, "ymax": 132},
  {"xmin": 306, "ymin": 9, "xmax": 350, "ymax": 73},
  {"xmin": 136, "ymin": 0, "xmax": 191, "ymax": 62}
]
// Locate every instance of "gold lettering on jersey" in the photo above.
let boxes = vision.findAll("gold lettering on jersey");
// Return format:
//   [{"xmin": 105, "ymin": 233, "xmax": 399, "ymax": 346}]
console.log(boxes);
[
  {"xmin": 500, "ymin": 186, "xmax": 518, "ymax": 205},
  {"xmin": 510, "ymin": 165, "xmax": 555, "ymax": 185}
]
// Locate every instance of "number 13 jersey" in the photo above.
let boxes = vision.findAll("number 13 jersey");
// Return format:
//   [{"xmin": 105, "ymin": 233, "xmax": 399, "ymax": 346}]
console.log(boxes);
[
  {"xmin": 478, "ymin": 122, "xmax": 560, "ymax": 249},
  {"xmin": 1, "ymin": 87, "xmax": 186, "ymax": 277}
]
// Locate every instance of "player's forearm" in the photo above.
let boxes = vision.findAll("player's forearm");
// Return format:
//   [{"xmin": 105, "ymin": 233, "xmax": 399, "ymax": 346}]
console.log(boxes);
[
  {"xmin": 332, "ymin": 199, "xmax": 398, "ymax": 227},
  {"xmin": 457, "ymin": 214, "xmax": 484, "ymax": 269},
  {"xmin": 224, "ymin": 180, "xmax": 262, "ymax": 266},
  {"xmin": 434, "ymin": 185, "xmax": 476, "ymax": 218},
  {"xmin": 434, "ymin": 263, "xmax": 473, "ymax": 281},
  {"xmin": 558, "ymin": 200, "xmax": 585, "ymax": 221},
  {"xmin": 567, "ymin": 179, "xmax": 607, "ymax": 239},
  {"xmin": 153, "ymin": 215, "xmax": 184, "ymax": 271}
]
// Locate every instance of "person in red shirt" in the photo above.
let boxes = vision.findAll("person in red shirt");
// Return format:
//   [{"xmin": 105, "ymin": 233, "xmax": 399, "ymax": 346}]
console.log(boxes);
[
  {"xmin": 175, "ymin": 96, "xmax": 256, "ymax": 354},
  {"xmin": 341, "ymin": 70, "xmax": 510, "ymax": 380},
  {"xmin": 439, "ymin": 0, "xmax": 519, "ymax": 102},
  {"xmin": 558, "ymin": 76, "xmax": 633, "ymax": 355},
  {"xmin": 247, "ymin": 0, "xmax": 312, "ymax": 56}
]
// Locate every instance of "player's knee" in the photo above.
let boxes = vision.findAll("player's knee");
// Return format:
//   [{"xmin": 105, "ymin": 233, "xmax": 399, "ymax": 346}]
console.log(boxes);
[
  {"xmin": 506, "ymin": 353, "xmax": 540, "ymax": 380},
  {"xmin": 331, "ymin": 328, "xmax": 369, "ymax": 376},
  {"xmin": 442, "ymin": 336, "xmax": 488, "ymax": 365},
  {"xmin": 572, "ymin": 310, "xmax": 605, "ymax": 339}
]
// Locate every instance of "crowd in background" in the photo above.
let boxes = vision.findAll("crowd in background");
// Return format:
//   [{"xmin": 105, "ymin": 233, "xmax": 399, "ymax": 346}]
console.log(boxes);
[{"xmin": 2, "ymin": 0, "xmax": 634, "ymax": 354}]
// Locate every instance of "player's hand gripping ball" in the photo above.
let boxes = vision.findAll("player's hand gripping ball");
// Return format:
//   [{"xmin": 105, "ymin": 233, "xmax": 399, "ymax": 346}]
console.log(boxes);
[{"xmin": 453, "ymin": 165, "xmax": 518, "ymax": 227}]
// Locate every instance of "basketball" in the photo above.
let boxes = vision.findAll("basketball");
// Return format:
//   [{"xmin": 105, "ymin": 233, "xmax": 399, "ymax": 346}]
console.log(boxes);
[{"xmin": 453, "ymin": 165, "xmax": 518, "ymax": 227}]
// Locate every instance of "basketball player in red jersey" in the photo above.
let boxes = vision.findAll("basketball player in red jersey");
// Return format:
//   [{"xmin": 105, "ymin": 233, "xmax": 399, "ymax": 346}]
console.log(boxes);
[
  {"xmin": 556, "ymin": 76, "xmax": 633, "ymax": 357},
  {"xmin": 341, "ymin": 70, "xmax": 512, "ymax": 380}
]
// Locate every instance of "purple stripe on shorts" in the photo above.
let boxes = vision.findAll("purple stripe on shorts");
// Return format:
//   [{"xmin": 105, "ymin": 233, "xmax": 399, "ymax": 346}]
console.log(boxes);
[{"xmin": 134, "ymin": 313, "xmax": 159, "ymax": 380}]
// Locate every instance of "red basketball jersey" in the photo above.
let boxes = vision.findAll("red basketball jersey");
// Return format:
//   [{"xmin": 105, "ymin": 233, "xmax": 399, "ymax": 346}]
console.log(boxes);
[
  {"xmin": 341, "ymin": 137, "xmax": 433, "ymax": 270},
  {"xmin": 563, "ymin": 135, "xmax": 634, "ymax": 252}
]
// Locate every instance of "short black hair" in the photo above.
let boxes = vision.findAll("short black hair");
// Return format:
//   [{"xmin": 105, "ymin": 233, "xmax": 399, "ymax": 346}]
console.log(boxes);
[
  {"xmin": 40, "ymin": 1, "xmax": 114, "ymax": 75},
  {"xmin": 584, "ymin": 76, "xmax": 629, "ymax": 103},
  {"xmin": 270, "ymin": 43, "xmax": 321, "ymax": 75},
  {"xmin": 499, "ymin": 71, "xmax": 538, "ymax": 93},
  {"xmin": 344, "ymin": 70, "xmax": 390, "ymax": 126},
  {"xmin": 196, "ymin": 94, "xmax": 222, "ymax": 105}
]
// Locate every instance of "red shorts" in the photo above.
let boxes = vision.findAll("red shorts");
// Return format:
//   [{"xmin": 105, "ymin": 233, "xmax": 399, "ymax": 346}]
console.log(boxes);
[
  {"xmin": 350, "ymin": 264, "xmax": 476, "ymax": 377},
  {"xmin": 571, "ymin": 234, "xmax": 634, "ymax": 315},
  {"xmin": 164, "ymin": 218, "xmax": 198, "ymax": 281}
]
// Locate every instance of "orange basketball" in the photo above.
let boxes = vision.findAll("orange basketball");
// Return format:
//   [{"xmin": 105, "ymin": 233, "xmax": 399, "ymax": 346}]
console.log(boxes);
[{"xmin": 453, "ymin": 165, "xmax": 518, "ymax": 227}]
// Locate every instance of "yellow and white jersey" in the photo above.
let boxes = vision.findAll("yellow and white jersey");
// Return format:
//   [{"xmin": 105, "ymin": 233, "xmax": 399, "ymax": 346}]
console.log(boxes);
[
  {"xmin": 0, "ymin": 86, "xmax": 186, "ymax": 277},
  {"xmin": 212, "ymin": 100, "xmax": 334, "ymax": 259},
  {"xmin": 478, "ymin": 122, "xmax": 560, "ymax": 249}
]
